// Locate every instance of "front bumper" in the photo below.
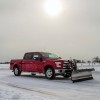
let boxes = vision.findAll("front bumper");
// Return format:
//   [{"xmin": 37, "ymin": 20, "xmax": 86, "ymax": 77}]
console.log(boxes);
[{"xmin": 55, "ymin": 69, "xmax": 72, "ymax": 75}]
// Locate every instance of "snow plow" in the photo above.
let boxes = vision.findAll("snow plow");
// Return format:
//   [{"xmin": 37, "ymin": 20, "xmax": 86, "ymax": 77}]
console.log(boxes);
[
  {"xmin": 64, "ymin": 60, "xmax": 95, "ymax": 83},
  {"xmin": 71, "ymin": 68, "xmax": 95, "ymax": 83},
  {"xmin": 62, "ymin": 60, "xmax": 95, "ymax": 83}
]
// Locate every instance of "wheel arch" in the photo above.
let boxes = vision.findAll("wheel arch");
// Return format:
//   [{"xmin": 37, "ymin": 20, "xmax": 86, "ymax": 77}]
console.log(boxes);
[
  {"xmin": 13, "ymin": 64, "xmax": 18, "ymax": 69},
  {"xmin": 13, "ymin": 64, "xmax": 21, "ymax": 71},
  {"xmin": 44, "ymin": 65, "xmax": 54, "ymax": 73}
]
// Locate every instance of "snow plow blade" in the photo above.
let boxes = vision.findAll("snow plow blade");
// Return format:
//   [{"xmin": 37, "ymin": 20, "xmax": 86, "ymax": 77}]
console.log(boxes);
[{"xmin": 71, "ymin": 68, "xmax": 95, "ymax": 83}]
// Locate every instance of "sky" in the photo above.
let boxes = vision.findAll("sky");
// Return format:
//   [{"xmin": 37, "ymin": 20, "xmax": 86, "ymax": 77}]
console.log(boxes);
[{"xmin": 0, "ymin": 0, "xmax": 100, "ymax": 61}]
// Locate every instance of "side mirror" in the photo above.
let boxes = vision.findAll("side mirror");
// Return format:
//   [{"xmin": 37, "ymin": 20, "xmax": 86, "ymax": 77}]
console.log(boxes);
[{"xmin": 33, "ymin": 57, "xmax": 37, "ymax": 60}]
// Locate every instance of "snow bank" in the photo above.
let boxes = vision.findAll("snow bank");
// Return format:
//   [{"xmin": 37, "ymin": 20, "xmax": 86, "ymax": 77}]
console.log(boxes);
[{"xmin": 77, "ymin": 63, "xmax": 100, "ymax": 72}]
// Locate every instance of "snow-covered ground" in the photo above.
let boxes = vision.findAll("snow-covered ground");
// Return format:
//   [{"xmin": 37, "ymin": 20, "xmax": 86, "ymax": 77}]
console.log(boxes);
[{"xmin": 0, "ymin": 64, "xmax": 100, "ymax": 100}]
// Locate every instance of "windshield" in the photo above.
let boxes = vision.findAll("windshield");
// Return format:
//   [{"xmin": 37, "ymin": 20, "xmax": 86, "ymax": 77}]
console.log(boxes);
[{"xmin": 42, "ymin": 53, "xmax": 59, "ymax": 59}]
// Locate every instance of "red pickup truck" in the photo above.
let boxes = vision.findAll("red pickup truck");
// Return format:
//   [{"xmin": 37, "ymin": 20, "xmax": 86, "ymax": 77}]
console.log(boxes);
[{"xmin": 10, "ymin": 52, "xmax": 76, "ymax": 79}]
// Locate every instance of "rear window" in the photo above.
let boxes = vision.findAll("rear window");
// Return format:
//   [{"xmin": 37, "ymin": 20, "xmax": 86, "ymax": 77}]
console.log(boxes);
[{"xmin": 24, "ymin": 53, "xmax": 33, "ymax": 60}]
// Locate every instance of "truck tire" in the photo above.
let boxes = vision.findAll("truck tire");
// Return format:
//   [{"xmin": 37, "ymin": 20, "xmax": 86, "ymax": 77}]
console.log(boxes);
[
  {"xmin": 45, "ymin": 68, "xmax": 55, "ymax": 79},
  {"xmin": 14, "ymin": 67, "xmax": 21, "ymax": 76}
]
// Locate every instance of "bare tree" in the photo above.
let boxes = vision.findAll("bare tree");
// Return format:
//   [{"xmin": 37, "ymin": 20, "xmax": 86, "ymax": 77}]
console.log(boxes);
[
  {"xmin": 87, "ymin": 61, "xmax": 91, "ymax": 65},
  {"xmin": 93, "ymin": 56, "xmax": 100, "ymax": 63}
]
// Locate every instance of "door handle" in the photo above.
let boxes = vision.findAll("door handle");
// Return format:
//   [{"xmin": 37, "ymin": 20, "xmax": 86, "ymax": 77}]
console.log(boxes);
[
  {"xmin": 30, "ymin": 62, "xmax": 33, "ymax": 64},
  {"xmin": 22, "ymin": 62, "xmax": 25, "ymax": 64}
]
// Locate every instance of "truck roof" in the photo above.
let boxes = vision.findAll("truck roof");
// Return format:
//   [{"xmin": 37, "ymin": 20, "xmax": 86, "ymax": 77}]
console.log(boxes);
[{"xmin": 25, "ymin": 52, "xmax": 51, "ymax": 54}]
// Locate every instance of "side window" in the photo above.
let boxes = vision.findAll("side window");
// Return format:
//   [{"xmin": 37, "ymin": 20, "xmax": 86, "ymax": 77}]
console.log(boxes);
[
  {"xmin": 32, "ymin": 53, "xmax": 42, "ymax": 61},
  {"xmin": 24, "ymin": 53, "xmax": 33, "ymax": 60}
]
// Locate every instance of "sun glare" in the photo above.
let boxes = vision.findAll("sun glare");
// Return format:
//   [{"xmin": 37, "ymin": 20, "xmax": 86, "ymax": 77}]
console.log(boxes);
[{"xmin": 44, "ymin": 0, "xmax": 62, "ymax": 16}]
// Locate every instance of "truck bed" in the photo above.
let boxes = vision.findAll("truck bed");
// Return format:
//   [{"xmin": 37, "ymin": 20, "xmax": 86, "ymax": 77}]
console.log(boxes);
[{"xmin": 10, "ymin": 59, "xmax": 23, "ymax": 70}]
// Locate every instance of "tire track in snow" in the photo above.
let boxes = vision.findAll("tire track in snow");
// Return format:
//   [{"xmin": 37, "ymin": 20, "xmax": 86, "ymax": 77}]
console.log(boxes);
[{"xmin": 0, "ymin": 80, "xmax": 59, "ymax": 97}]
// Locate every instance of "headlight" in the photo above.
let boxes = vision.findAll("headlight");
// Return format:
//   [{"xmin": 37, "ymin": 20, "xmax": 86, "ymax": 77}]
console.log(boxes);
[{"xmin": 55, "ymin": 62, "xmax": 62, "ymax": 67}]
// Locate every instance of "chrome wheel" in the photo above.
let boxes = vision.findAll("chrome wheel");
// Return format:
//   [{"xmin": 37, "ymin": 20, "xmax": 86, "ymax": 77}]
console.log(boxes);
[
  {"xmin": 14, "ymin": 67, "xmax": 21, "ymax": 76},
  {"xmin": 45, "ymin": 68, "xmax": 55, "ymax": 79},
  {"xmin": 46, "ymin": 69, "xmax": 53, "ymax": 78},
  {"xmin": 15, "ymin": 68, "xmax": 18, "ymax": 75}
]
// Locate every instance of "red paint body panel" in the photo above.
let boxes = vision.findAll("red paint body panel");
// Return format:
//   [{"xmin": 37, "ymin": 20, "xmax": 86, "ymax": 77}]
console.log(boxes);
[{"xmin": 10, "ymin": 52, "xmax": 67, "ymax": 73}]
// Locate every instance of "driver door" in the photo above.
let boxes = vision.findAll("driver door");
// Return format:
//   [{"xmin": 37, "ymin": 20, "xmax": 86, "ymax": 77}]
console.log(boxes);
[{"xmin": 32, "ymin": 53, "xmax": 44, "ymax": 73}]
